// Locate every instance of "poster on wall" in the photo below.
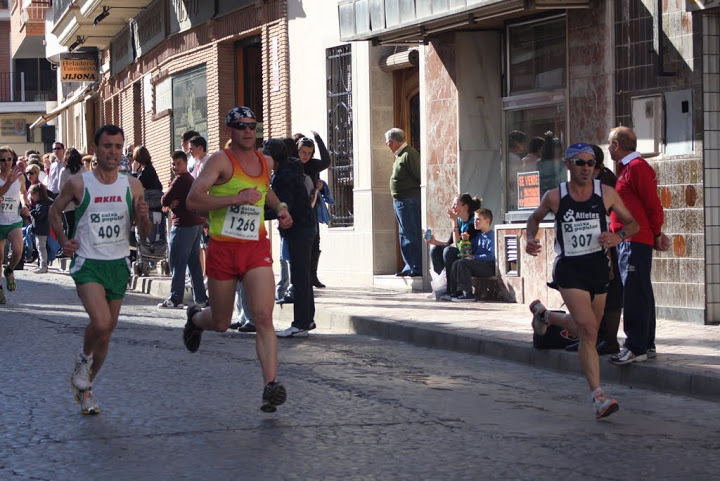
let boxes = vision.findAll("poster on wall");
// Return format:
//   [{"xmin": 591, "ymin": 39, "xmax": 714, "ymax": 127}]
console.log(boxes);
[
  {"xmin": 517, "ymin": 171, "xmax": 540, "ymax": 209},
  {"xmin": 1, "ymin": 118, "xmax": 27, "ymax": 136},
  {"xmin": 172, "ymin": 66, "xmax": 208, "ymax": 151}
]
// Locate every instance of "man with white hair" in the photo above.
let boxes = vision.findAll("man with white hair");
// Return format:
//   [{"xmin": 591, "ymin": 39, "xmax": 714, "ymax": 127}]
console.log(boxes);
[{"xmin": 384, "ymin": 128, "xmax": 422, "ymax": 277}]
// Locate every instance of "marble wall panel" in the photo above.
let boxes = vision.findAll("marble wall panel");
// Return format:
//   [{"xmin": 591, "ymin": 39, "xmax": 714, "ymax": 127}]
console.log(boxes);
[{"xmin": 426, "ymin": 162, "xmax": 458, "ymax": 233}]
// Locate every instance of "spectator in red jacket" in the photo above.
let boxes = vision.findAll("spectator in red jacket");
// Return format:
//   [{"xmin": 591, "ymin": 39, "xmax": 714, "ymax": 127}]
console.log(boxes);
[{"xmin": 607, "ymin": 126, "xmax": 670, "ymax": 365}]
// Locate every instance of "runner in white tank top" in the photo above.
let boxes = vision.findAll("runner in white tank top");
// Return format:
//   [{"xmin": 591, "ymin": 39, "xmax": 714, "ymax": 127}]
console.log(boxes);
[
  {"xmin": 0, "ymin": 146, "xmax": 29, "ymax": 303},
  {"xmin": 70, "ymin": 170, "xmax": 132, "ymax": 264},
  {"xmin": 49, "ymin": 125, "xmax": 151, "ymax": 415}
]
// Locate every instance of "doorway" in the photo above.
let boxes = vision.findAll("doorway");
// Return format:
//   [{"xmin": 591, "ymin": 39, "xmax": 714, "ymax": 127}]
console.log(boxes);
[{"xmin": 392, "ymin": 66, "xmax": 421, "ymax": 273}]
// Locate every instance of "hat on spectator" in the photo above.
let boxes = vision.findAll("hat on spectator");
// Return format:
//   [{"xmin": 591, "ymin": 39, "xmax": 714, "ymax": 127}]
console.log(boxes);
[
  {"xmin": 226, "ymin": 106, "xmax": 255, "ymax": 125},
  {"xmin": 564, "ymin": 143, "xmax": 595, "ymax": 160}
]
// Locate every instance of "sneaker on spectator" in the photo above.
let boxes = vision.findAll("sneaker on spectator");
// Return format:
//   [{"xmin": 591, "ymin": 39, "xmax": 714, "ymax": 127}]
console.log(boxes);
[
  {"xmin": 592, "ymin": 391, "xmax": 619, "ymax": 419},
  {"xmin": 452, "ymin": 292, "xmax": 476, "ymax": 302},
  {"xmin": 261, "ymin": 381, "xmax": 287, "ymax": 412},
  {"xmin": 75, "ymin": 387, "xmax": 100, "ymax": 415},
  {"xmin": 232, "ymin": 319, "xmax": 256, "ymax": 333},
  {"xmin": 529, "ymin": 300, "xmax": 549, "ymax": 336},
  {"xmin": 158, "ymin": 298, "xmax": 185, "ymax": 309},
  {"xmin": 646, "ymin": 348, "xmax": 657, "ymax": 359},
  {"xmin": 32, "ymin": 267, "xmax": 48, "ymax": 274},
  {"xmin": 71, "ymin": 357, "xmax": 93, "ymax": 392},
  {"xmin": 276, "ymin": 326, "xmax": 309, "ymax": 338},
  {"xmin": 609, "ymin": 347, "xmax": 647, "ymax": 365}
]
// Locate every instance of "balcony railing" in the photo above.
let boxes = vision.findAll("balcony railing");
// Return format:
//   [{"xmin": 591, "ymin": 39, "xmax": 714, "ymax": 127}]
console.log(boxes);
[
  {"xmin": 53, "ymin": 0, "xmax": 73, "ymax": 24},
  {"xmin": 0, "ymin": 71, "xmax": 58, "ymax": 103}
]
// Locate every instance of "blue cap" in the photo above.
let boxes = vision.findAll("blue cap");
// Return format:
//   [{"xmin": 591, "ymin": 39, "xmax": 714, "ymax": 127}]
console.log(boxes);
[{"xmin": 564, "ymin": 143, "xmax": 595, "ymax": 160}]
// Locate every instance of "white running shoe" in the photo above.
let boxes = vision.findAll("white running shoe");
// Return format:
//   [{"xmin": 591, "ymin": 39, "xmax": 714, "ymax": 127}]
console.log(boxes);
[
  {"xmin": 276, "ymin": 326, "xmax": 309, "ymax": 338},
  {"xmin": 157, "ymin": 298, "xmax": 185, "ymax": 309},
  {"xmin": 593, "ymin": 391, "xmax": 619, "ymax": 419},
  {"xmin": 75, "ymin": 387, "xmax": 100, "ymax": 415},
  {"xmin": 646, "ymin": 348, "xmax": 657, "ymax": 359},
  {"xmin": 71, "ymin": 357, "xmax": 93, "ymax": 392},
  {"xmin": 610, "ymin": 347, "xmax": 647, "ymax": 365},
  {"xmin": 529, "ymin": 300, "xmax": 548, "ymax": 336}
]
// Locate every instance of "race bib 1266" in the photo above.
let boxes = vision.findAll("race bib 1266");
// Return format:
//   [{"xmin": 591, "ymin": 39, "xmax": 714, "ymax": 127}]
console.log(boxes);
[{"xmin": 221, "ymin": 204, "xmax": 261, "ymax": 241}]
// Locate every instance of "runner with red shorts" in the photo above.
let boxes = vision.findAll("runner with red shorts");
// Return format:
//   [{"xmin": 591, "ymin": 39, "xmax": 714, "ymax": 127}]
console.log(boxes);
[{"xmin": 185, "ymin": 106, "xmax": 293, "ymax": 412}]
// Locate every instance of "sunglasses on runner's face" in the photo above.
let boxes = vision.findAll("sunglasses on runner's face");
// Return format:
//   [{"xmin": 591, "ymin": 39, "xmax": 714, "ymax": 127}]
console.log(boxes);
[
  {"xmin": 570, "ymin": 158, "xmax": 596, "ymax": 167},
  {"xmin": 228, "ymin": 122, "xmax": 257, "ymax": 131},
  {"xmin": 0, "ymin": 157, "xmax": 12, "ymax": 162}
]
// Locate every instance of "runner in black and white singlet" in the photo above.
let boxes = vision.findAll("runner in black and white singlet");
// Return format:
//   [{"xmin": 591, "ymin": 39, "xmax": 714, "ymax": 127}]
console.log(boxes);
[
  {"xmin": 50, "ymin": 125, "xmax": 151, "ymax": 415},
  {"xmin": 525, "ymin": 143, "xmax": 638, "ymax": 420},
  {"xmin": 552, "ymin": 178, "xmax": 610, "ymax": 295}
]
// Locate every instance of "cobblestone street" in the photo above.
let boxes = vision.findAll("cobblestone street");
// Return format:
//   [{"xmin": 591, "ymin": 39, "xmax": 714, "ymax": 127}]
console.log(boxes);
[{"xmin": 2, "ymin": 271, "xmax": 720, "ymax": 480}]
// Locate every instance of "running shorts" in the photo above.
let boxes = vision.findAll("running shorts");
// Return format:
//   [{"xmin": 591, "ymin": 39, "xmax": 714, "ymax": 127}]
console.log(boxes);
[
  {"xmin": 550, "ymin": 253, "xmax": 610, "ymax": 295},
  {"xmin": 70, "ymin": 257, "xmax": 130, "ymax": 300},
  {"xmin": 206, "ymin": 237, "xmax": 273, "ymax": 281},
  {"xmin": 0, "ymin": 221, "xmax": 22, "ymax": 241}
]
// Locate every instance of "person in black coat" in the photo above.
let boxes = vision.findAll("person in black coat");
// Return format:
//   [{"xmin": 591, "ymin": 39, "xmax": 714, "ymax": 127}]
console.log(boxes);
[
  {"xmin": 132, "ymin": 146, "xmax": 163, "ymax": 212},
  {"xmin": 28, "ymin": 183, "xmax": 53, "ymax": 273},
  {"xmin": 265, "ymin": 139, "xmax": 318, "ymax": 338},
  {"xmin": 295, "ymin": 132, "xmax": 330, "ymax": 288}
]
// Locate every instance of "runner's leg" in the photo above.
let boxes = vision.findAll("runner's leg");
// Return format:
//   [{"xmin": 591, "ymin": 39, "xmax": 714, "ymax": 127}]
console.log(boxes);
[
  {"xmin": 243, "ymin": 266, "xmax": 278, "ymax": 384},
  {"xmin": 193, "ymin": 277, "xmax": 237, "ymax": 331},
  {"xmin": 76, "ymin": 282, "xmax": 122, "ymax": 381},
  {"xmin": 559, "ymin": 288, "xmax": 604, "ymax": 391}
]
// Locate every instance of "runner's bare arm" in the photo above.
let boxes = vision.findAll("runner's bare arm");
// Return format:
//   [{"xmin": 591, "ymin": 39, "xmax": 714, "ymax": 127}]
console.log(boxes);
[
  {"xmin": 50, "ymin": 175, "xmax": 83, "ymax": 252},
  {"xmin": 525, "ymin": 189, "xmax": 558, "ymax": 256},
  {"xmin": 128, "ymin": 176, "xmax": 152, "ymax": 238},
  {"xmin": 186, "ymin": 151, "xmax": 257, "ymax": 216},
  {"xmin": 0, "ymin": 166, "xmax": 22, "ymax": 197},
  {"xmin": 265, "ymin": 188, "xmax": 293, "ymax": 230}
]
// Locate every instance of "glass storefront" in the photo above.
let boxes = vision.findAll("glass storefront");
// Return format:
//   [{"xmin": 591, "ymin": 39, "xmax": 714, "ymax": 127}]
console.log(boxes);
[{"xmin": 504, "ymin": 16, "xmax": 567, "ymax": 216}]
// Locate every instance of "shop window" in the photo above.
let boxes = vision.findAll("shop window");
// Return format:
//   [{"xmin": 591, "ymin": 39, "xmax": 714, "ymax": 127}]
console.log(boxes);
[
  {"xmin": 171, "ymin": 66, "xmax": 208, "ymax": 151},
  {"xmin": 504, "ymin": 16, "xmax": 567, "ymax": 220},
  {"xmin": 508, "ymin": 16, "xmax": 566, "ymax": 95},
  {"xmin": 155, "ymin": 77, "xmax": 172, "ymax": 113},
  {"xmin": 326, "ymin": 44, "xmax": 354, "ymax": 228}
]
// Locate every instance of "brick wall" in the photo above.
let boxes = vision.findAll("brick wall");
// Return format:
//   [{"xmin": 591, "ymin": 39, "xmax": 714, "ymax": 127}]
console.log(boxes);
[
  {"xmin": 95, "ymin": 0, "xmax": 290, "ymax": 187},
  {"xmin": 0, "ymin": 21, "xmax": 10, "ymax": 75}
]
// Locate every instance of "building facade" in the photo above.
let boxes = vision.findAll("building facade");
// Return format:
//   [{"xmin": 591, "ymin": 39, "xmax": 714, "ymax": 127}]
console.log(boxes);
[
  {"xmin": 36, "ymin": 0, "xmax": 291, "ymax": 186},
  {"xmin": 327, "ymin": 0, "xmax": 714, "ymax": 324},
  {"xmin": 3, "ymin": 0, "xmax": 56, "ymax": 154}
]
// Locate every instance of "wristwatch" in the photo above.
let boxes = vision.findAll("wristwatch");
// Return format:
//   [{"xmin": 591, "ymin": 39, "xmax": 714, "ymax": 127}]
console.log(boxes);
[{"xmin": 618, "ymin": 231, "xmax": 627, "ymax": 241}]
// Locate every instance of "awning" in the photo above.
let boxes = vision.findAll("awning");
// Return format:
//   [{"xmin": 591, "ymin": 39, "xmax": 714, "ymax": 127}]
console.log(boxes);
[
  {"xmin": 29, "ymin": 85, "xmax": 94, "ymax": 130},
  {"xmin": 338, "ymin": 0, "xmax": 590, "ymax": 45}
]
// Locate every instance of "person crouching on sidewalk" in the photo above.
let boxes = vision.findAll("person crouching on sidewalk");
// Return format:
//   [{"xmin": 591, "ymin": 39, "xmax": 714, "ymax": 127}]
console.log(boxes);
[{"xmin": 441, "ymin": 208, "xmax": 495, "ymax": 302}]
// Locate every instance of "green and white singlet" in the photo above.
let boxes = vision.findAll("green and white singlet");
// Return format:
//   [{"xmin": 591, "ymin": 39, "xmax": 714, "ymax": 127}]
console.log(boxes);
[
  {"xmin": 0, "ymin": 176, "xmax": 22, "ymax": 226},
  {"xmin": 72, "ymin": 171, "xmax": 133, "ymax": 261}
]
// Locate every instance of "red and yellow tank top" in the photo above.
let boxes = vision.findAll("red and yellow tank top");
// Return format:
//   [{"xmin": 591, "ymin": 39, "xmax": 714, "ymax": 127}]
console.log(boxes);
[{"xmin": 208, "ymin": 149, "xmax": 269, "ymax": 243}]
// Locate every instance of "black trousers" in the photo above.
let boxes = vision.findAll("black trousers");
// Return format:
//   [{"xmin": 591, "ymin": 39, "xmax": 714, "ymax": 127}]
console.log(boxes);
[{"xmin": 288, "ymin": 234, "xmax": 315, "ymax": 329}]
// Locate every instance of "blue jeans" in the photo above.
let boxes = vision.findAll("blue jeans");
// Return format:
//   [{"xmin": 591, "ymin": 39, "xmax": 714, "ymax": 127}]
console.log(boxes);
[
  {"xmin": 393, "ymin": 195, "xmax": 422, "ymax": 274},
  {"xmin": 236, "ymin": 281, "xmax": 252, "ymax": 323},
  {"xmin": 617, "ymin": 241, "xmax": 655, "ymax": 354},
  {"xmin": 168, "ymin": 225, "xmax": 207, "ymax": 304}
]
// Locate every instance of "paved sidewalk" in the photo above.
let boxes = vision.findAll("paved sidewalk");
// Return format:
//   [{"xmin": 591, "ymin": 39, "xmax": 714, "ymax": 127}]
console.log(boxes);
[{"xmin": 127, "ymin": 270, "xmax": 720, "ymax": 402}]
